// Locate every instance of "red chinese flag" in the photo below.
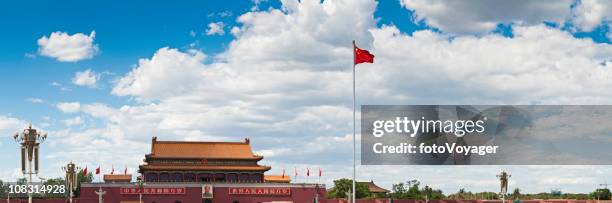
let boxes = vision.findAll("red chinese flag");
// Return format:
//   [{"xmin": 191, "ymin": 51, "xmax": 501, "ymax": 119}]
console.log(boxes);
[
  {"xmin": 95, "ymin": 166, "xmax": 100, "ymax": 175},
  {"xmin": 83, "ymin": 166, "xmax": 88, "ymax": 175},
  {"xmin": 307, "ymin": 168, "xmax": 310, "ymax": 177},
  {"xmin": 353, "ymin": 41, "xmax": 374, "ymax": 65},
  {"xmin": 124, "ymin": 167, "xmax": 128, "ymax": 175},
  {"xmin": 111, "ymin": 165, "xmax": 115, "ymax": 175}
]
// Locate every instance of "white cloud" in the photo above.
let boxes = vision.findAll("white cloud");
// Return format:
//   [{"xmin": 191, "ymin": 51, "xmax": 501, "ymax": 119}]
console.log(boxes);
[
  {"xmin": 255, "ymin": 148, "xmax": 292, "ymax": 157},
  {"xmin": 111, "ymin": 47, "xmax": 206, "ymax": 100},
  {"xmin": 81, "ymin": 103, "xmax": 118, "ymax": 119},
  {"xmin": 366, "ymin": 24, "xmax": 612, "ymax": 104},
  {"xmin": 230, "ymin": 26, "xmax": 241, "ymax": 36},
  {"xmin": 572, "ymin": 0, "xmax": 612, "ymax": 32},
  {"xmin": 205, "ymin": 22, "xmax": 225, "ymax": 36},
  {"xmin": 24, "ymin": 53, "xmax": 36, "ymax": 59},
  {"xmin": 56, "ymin": 102, "xmax": 81, "ymax": 113},
  {"xmin": 62, "ymin": 116, "xmax": 83, "ymax": 126},
  {"xmin": 218, "ymin": 11, "xmax": 233, "ymax": 17},
  {"xmin": 26, "ymin": 98, "xmax": 44, "ymax": 103},
  {"xmin": 222, "ymin": 0, "xmax": 375, "ymax": 70},
  {"xmin": 72, "ymin": 69, "xmax": 100, "ymax": 88},
  {"xmin": 399, "ymin": 0, "xmax": 612, "ymax": 36},
  {"xmin": 209, "ymin": 11, "xmax": 233, "ymax": 18},
  {"xmin": 400, "ymin": 0, "xmax": 573, "ymax": 34},
  {"xmin": 0, "ymin": 116, "xmax": 26, "ymax": 137},
  {"xmin": 37, "ymin": 31, "xmax": 99, "ymax": 62}
]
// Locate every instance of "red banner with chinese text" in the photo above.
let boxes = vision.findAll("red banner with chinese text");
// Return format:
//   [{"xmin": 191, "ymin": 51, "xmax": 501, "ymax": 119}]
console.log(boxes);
[
  {"xmin": 228, "ymin": 187, "xmax": 291, "ymax": 196},
  {"xmin": 120, "ymin": 187, "xmax": 186, "ymax": 195}
]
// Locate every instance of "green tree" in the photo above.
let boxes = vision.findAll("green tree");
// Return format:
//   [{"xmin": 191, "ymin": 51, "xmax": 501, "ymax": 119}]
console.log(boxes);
[
  {"xmin": 592, "ymin": 188, "xmax": 612, "ymax": 200},
  {"xmin": 43, "ymin": 177, "xmax": 66, "ymax": 198},
  {"xmin": 421, "ymin": 185, "xmax": 445, "ymax": 200},
  {"xmin": 0, "ymin": 180, "xmax": 7, "ymax": 199},
  {"xmin": 473, "ymin": 192, "xmax": 499, "ymax": 200},
  {"xmin": 406, "ymin": 180, "xmax": 420, "ymax": 198},
  {"xmin": 448, "ymin": 188, "xmax": 473, "ymax": 200},
  {"xmin": 326, "ymin": 179, "xmax": 371, "ymax": 199},
  {"xmin": 389, "ymin": 180, "xmax": 444, "ymax": 200},
  {"xmin": 392, "ymin": 182, "xmax": 407, "ymax": 196}
]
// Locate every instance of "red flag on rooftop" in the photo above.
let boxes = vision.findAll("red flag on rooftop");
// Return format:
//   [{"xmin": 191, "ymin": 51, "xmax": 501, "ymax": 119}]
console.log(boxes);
[
  {"xmin": 353, "ymin": 41, "xmax": 374, "ymax": 65},
  {"xmin": 83, "ymin": 166, "xmax": 88, "ymax": 175},
  {"xmin": 124, "ymin": 167, "xmax": 128, "ymax": 175},
  {"xmin": 307, "ymin": 168, "xmax": 310, "ymax": 177},
  {"xmin": 95, "ymin": 166, "xmax": 100, "ymax": 175},
  {"xmin": 111, "ymin": 165, "xmax": 115, "ymax": 175}
]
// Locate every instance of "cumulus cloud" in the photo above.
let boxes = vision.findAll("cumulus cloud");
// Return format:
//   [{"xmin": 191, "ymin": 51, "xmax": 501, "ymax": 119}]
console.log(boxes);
[
  {"xmin": 111, "ymin": 47, "xmax": 205, "ymax": 100},
  {"xmin": 37, "ymin": 31, "xmax": 99, "ymax": 62},
  {"xmin": 62, "ymin": 116, "xmax": 83, "ymax": 126},
  {"xmin": 0, "ymin": 116, "xmax": 26, "ymax": 137},
  {"xmin": 223, "ymin": 0, "xmax": 375, "ymax": 69},
  {"xmin": 205, "ymin": 22, "xmax": 225, "ymax": 35},
  {"xmin": 400, "ymin": 0, "xmax": 573, "ymax": 34},
  {"xmin": 573, "ymin": 0, "xmax": 609, "ymax": 31},
  {"xmin": 367, "ymin": 24, "xmax": 612, "ymax": 104},
  {"xmin": 72, "ymin": 69, "xmax": 100, "ymax": 88},
  {"xmin": 399, "ymin": 0, "xmax": 612, "ymax": 37},
  {"xmin": 56, "ymin": 102, "xmax": 81, "ymax": 113}
]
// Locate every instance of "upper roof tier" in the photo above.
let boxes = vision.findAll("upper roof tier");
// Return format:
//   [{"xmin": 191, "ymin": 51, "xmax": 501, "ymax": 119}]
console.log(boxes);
[{"xmin": 147, "ymin": 137, "xmax": 263, "ymax": 160}]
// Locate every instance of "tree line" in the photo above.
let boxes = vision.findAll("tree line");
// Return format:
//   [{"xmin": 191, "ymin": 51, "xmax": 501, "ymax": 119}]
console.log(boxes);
[{"xmin": 326, "ymin": 178, "xmax": 609, "ymax": 200}]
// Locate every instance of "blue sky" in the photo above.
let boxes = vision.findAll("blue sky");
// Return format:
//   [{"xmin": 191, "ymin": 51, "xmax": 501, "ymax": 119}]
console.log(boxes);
[
  {"xmin": 2, "ymin": 0, "xmax": 612, "ymax": 194},
  {"xmin": 0, "ymin": 0, "xmax": 255, "ymax": 114}
]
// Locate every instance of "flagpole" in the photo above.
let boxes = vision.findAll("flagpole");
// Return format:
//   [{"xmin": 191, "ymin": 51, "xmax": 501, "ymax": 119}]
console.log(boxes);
[
  {"xmin": 352, "ymin": 40, "xmax": 356, "ymax": 203},
  {"xmin": 318, "ymin": 168, "xmax": 321, "ymax": 185}
]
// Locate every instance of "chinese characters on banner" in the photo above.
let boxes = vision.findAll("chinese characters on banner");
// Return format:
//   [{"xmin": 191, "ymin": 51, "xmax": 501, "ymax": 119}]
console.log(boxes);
[
  {"xmin": 228, "ymin": 187, "xmax": 291, "ymax": 196},
  {"xmin": 120, "ymin": 187, "xmax": 186, "ymax": 195}
]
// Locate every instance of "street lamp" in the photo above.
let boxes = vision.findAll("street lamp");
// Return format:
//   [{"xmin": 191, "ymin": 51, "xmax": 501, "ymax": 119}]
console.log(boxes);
[
  {"xmin": 62, "ymin": 162, "xmax": 79, "ymax": 203},
  {"xmin": 497, "ymin": 170, "xmax": 511, "ymax": 203},
  {"xmin": 14, "ymin": 124, "xmax": 47, "ymax": 203},
  {"xmin": 136, "ymin": 176, "xmax": 146, "ymax": 203},
  {"xmin": 424, "ymin": 185, "xmax": 432, "ymax": 203}
]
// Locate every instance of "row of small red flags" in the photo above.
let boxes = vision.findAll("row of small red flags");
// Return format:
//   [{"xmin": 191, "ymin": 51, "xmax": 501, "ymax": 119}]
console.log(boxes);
[
  {"xmin": 281, "ymin": 168, "xmax": 322, "ymax": 178},
  {"xmin": 82, "ymin": 165, "xmax": 128, "ymax": 175},
  {"xmin": 82, "ymin": 166, "xmax": 321, "ymax": 178}
]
